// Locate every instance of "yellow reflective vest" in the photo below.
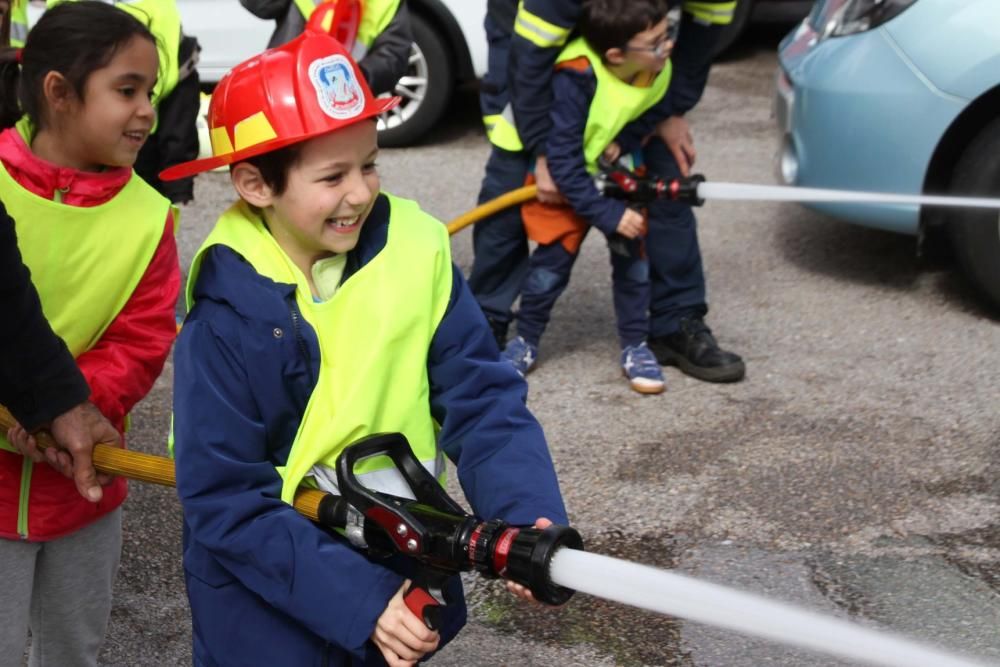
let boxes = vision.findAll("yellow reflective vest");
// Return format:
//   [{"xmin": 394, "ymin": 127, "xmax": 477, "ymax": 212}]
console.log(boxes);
[
  {"xmin": 10, "ymin": 0, "xmax": 29, "ymax": 47},
  {"xmin": 0, "ymin": 120, "xmax": 167, "ymax": 459},
  {"xmin": 185, "ymin": 194, "xmax": 452, "ymax": 503},
  {"xmin": 556, "ymin": 38, "xmax": 672, "ymax": 174}
]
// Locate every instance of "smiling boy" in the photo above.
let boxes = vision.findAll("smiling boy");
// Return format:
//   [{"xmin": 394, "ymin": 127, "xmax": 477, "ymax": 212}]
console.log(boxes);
[{"xmin": 162, "ymin": 30, "xmax": 568, "ymax": 667}]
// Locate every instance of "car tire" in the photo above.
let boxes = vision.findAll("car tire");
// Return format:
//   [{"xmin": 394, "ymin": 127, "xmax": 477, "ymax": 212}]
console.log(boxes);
[
  {"xmin": 712, "ymin": 0, "xmax": 754, "ymax": 59},
  {"xmin": 377, "ymin": 12, "xmax": 454, "ymax": 147},
  {"xmin": 946, "ymin": 118, "xmax": 1000, "ymax": 310}
]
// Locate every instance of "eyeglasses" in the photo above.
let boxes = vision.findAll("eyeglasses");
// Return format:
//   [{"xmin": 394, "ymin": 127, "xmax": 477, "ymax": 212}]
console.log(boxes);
[{"xmin": 625, "ymin": 9, "xmax": 682, "ymax": 58}]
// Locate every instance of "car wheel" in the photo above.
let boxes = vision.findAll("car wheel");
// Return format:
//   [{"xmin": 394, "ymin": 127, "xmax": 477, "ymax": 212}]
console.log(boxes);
[
  {"xmin": 946, "ymin": 118, "xmax": 1000, "ymax": 310},
  {"xmin": 376, "ymin": 12, "xmax": 454, "ymax": 148},
  {"xmin": 712, "ymin": 0, "xmax": 753, "ymax": 59}
]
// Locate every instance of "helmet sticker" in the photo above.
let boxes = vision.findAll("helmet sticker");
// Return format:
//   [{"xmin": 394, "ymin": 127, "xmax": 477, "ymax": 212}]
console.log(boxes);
[{"xmin": 308, "ymin": 54, "xmax": 365, "ymax": 120}]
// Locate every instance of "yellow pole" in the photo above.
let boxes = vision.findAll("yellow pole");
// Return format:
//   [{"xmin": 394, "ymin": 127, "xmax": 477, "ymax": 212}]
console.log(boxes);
[
  {"xmin": 0, "ymin": 405, "xmax": 328, "ymax": 521},
  {"xmin": 445, "ymin": 185, "xmax": 538, "ymax": 236}
]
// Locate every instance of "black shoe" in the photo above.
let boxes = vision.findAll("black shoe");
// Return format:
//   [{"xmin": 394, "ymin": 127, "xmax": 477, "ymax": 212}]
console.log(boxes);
[
  {"xmin": 649, "ymin": 317, "xmax": 745, "ymax": 383},
  {"xmin": 486, "ymin": 317, "xmax": 509, "ymax": 349}
]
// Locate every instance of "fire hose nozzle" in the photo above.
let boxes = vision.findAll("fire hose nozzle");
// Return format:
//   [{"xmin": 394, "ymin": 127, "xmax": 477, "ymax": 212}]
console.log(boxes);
[
  {"xmin": 671, "ymin": 174, "xmax": 706, "ymax": 206},
  {"xmin": 504, "ymin": 524, "xmax": 584, "ymax": 605}
]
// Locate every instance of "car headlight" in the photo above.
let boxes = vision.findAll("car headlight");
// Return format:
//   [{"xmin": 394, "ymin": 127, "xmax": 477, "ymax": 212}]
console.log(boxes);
[{"xmin": 816, "ymin": 0, "xmax": 917, "ymax": 39}]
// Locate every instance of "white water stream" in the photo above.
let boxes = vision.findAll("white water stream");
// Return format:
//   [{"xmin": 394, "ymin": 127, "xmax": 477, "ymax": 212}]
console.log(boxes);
[
  {"xmin": 697, "ymin": 182, "xmax": 1000, "ymax": 210},
  {"xmin": 549, "ymin": 549, "xmax": 996, "ymax": 667}
]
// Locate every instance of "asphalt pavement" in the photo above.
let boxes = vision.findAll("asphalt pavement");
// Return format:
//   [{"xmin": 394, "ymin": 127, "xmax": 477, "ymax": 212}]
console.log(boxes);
[{"xmin": 92, "ymin": 26, "xmax": 999, "ymax": 667}]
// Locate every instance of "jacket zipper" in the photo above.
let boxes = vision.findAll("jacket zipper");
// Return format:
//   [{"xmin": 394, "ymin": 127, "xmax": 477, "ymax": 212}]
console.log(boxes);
[{"xmin": 288, "ymin": 300, "xmax": 310, "ymax": 364}]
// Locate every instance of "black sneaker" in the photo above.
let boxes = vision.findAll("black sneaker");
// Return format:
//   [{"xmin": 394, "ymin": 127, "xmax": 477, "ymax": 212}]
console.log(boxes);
[
  {"xmin": 648, "ymin": 316, "xmax": 745, "ymax": 383},
  {"xmin": 486, "ymin": 317, "xmax": 509, "ymax": 349}
]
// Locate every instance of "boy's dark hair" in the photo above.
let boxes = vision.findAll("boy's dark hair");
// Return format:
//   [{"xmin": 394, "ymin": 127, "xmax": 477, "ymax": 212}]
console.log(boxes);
[
  {"xmin": 0, "ymin": 1, "xmax": 156, "ymax": 131},
  {"xmin": 236, "ymin": 117, "xmax": 380, "ymax": 197},
  {"xmin": 580, "ymin": 0, "xmax": 673, "ymax": 56},
  {"xmin": 239, "ymin": 144, "xmax": 303, "ymax": 197}
]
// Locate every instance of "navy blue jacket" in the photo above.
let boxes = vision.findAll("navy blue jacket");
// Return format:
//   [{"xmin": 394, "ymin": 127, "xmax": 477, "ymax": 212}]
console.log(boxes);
[
  {"xmin": 173, "ymin": 194, "xmax": 568, "ymax": 666},
  {"xmin": 510, "ymin": 0, "xmax": 723, "ymax": 157}
]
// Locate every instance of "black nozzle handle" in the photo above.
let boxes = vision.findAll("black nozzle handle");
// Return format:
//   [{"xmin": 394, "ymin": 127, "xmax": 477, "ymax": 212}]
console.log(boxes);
[{"xmin": 336, "ymin": 433, "xmax": 464, "ymax": 516}]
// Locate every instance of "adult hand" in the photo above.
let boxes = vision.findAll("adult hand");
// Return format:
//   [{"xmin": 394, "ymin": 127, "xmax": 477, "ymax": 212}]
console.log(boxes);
[
  {"xmin": 657, "ymin": 115, "xmax": 696, "ymax": 177},
  {"xmin": 9, "ymin": 402, "xmax": 120, "ymax": 503},
  {"xmin": 371, "ymin": 580, "xmax": 441, "ymax": 667},
  {"xmin": 505, "ymin": 517, "xmax": 554, "ymax": 603},
  {"xmin": 533, "ymin": 155, "xmax": 564, "ymax": 204}
]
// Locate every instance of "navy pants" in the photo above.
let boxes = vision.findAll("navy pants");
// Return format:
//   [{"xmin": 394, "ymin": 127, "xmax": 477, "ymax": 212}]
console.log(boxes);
[
  {"xmin": 643, "ymin": 137, "xmax": 709, "ymax": 337},
  {"xmin": 468, "ymin": 146, "xmax": 533, "ymax": 325},
  {"xmin": 517, "ymin": 233, "xmax": 650, "ymax": 350}
]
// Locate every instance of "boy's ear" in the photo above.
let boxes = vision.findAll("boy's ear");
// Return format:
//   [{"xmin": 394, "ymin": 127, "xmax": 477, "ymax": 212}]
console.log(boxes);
[
  {"xmin": 41, "ymin": 71, "xmax": 78, "ymax": 114},
  {"xmin": 231, "ymin": 162, "xmax": 274, "ymax": 208},
  {"xmin": 605, "ymin": 47, "xmax": 627, "ymax": 66}
]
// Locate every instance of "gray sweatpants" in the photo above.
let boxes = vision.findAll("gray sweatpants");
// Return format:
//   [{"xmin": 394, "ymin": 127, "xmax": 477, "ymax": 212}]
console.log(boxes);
[{"xmin": 0, "ymin": 507, "xmax": 122, "ymax": 667}]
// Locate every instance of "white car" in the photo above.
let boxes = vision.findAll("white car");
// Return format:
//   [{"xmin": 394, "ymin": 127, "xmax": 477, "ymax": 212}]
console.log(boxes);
[{"xmin": 178, "ymin": 0, "xmax": 488, "ymax": 147}]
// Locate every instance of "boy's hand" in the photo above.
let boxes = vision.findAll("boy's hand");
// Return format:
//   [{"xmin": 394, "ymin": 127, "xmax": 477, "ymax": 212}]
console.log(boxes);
[
  {"xmin": 616, "ymin": 208, "xmax": 647, "ymax": 239},
  {"xmin": 533, "ymin": 155, "xmax": 565, "ymax": 204},
  {"xmin": 505, "ymin": 518, "xmax": 553, "ymax": 603},
  {"xmin": 372, "ymin": 580, "xmax": 440, "ymax": 667},
  {"xmin": 602, "ymin": 142, "xmax": 622, "ymax": 164},
  {"xmin": 657, "ymin": 115, "xmax": 696, "ymax": 177}
]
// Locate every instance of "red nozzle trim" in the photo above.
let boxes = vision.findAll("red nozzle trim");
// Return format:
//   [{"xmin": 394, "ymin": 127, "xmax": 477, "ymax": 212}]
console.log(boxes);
[{"xmin": 492, "ymin": 527, "xmax": 521, "ymax": 577}]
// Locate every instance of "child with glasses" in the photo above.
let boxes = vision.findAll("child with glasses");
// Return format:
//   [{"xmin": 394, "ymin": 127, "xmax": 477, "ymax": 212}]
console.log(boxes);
[{"xmin": 501, "ymin": 0, "xmax": 680, "ymax": 394}]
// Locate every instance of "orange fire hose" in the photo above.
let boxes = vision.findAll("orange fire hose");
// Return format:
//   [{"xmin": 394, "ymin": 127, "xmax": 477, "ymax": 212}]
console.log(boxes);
[{"xmin": 0, "ymin": 405, "xmax": 327, "ymax": 521}]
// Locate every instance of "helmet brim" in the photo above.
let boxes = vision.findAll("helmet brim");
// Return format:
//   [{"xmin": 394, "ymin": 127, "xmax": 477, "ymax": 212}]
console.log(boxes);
[{"xmin": 160, "ymin": 95, "xmax": 400, "ymax": 182}]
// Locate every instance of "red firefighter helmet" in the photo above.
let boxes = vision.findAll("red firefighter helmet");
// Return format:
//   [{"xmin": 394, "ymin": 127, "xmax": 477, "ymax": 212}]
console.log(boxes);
[
  {"xmin": 306, "ymin": 0, "xmax": 362, "ymax": 51},
  {"xmin": 160, "ymin": 29, "xmax": 397, "ymax": 181}
]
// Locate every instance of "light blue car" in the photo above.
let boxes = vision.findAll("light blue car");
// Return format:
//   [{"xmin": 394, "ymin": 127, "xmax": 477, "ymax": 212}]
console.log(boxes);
[{"xmin": 775, "ymin": 0, "xmax": 1000, "ymax": 308}]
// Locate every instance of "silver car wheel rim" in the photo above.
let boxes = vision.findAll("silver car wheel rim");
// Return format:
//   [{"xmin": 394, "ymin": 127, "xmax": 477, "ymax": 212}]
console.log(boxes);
[{"xmin": 377, "ymin": 42, "xmax": 429, "ymax": 131}]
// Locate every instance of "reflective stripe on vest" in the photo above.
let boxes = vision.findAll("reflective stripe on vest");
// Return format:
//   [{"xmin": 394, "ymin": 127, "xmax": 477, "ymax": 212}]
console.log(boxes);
[
  {"xmin": 556, "ymin": 38, "xmax": 672, "ymax": 174},
  {"xmin": 483, "ymin": 103, "xmax": 524, "ymax": 152},
  {"xmin": 683, "ymin": 0, "xmax": 736, "ymax": 25},
  {"xmin": 513, "ymin": 0, "xmax": 571, "ymax": 49},
  {"xmin": 46, "ymin": 0, "xmax": 182, "ymax": 105},
  {"xmin": 185, "ymin": 194, "xmax": 452, "ymax": 504},
  {"xmin": 10, "ymin": 0, "xmax": 28, "ymax": 47}
]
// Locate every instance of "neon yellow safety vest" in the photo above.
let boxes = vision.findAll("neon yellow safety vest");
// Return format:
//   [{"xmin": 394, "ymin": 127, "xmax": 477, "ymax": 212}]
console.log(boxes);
[
  {"xmin": 556, "ymin": 38, "xmax": 672, "ymax": 174},
  {"xmin": 10, "ymin": 0, "xmax": 29, "ymax": 48},
  {"xmin": 185, "ymin": 194, "xmax": 452, "ymax": 504},
  {"xmin": 295, "ymin": 0, "xmax": 400, "ymax": 55},
  {"xmin": 0, "ymin": 119, "xmax": 168, "ymax": 451},
  {"xmin": 46, "ymin": 0, "xmax": 181, "ymax": 105}
]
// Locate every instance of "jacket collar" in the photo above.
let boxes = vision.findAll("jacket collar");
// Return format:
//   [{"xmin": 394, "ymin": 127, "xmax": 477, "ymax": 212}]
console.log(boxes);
[{"xmin": 0, "ymin": 125, "xmax": 132, "ymax": 207}]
